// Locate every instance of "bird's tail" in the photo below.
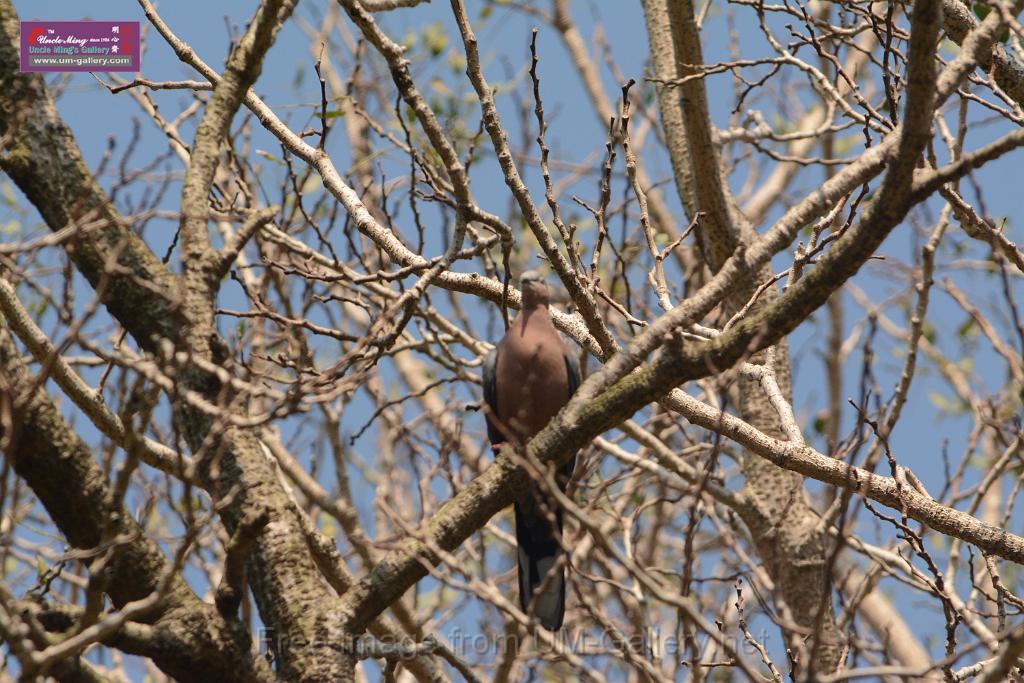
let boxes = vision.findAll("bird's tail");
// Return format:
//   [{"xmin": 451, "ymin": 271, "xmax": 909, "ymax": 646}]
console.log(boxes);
[{"xmin": 514, "ymin": 499, "xmax": 566, "ymax": 631}]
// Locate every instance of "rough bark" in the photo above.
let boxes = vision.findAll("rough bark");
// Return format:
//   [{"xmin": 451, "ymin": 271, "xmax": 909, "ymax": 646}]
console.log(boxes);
[
  {"xmin": 642, "ymin": 0, "xmax": 843, "ymax": 669},
  {"xmin": 0, "ymin": 2, "xmax": 357, "ymax": 679},
  {"xmin": 0, "ymin": 327, "xmax": 272, "ymax": 682},
  {"xmin": 332, "ymin": 87, "xmax": 1024, "ymax": 640}
]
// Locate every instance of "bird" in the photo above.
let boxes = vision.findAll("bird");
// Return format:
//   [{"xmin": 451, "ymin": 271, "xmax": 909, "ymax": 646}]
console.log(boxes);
[{"xmin": 481, "ymin": 270, "xmax": 581, "ymax": 631}]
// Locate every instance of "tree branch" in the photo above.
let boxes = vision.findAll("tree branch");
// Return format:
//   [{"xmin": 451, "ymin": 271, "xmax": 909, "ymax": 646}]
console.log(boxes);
[
  {"xmin": 0, "ymin": 326, "xmax": 271, "ymax": 681},
  {"xmin": 215, "ymin": 507, "xmax": 270, "ymax": 618}
]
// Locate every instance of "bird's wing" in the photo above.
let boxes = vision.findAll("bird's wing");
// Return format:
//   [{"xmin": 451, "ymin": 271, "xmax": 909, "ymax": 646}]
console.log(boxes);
[
  {"xmin": 563, "ymin": 346, "xmax": 581, "ymax": 397},
  {"xmin": 559, "ymin": 345, "xmax": 581, "ymax": 484},
  {"xmin": 482, "ymin": 347, "xmax": 503, "ymax": 446}
]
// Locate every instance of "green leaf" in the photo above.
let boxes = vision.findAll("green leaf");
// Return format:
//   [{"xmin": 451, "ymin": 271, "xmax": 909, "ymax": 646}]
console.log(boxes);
[
  {"xmin": 833, "ymin": 134, "xmax": 859, "ymax": 155},
  {"xmin": 1, "ymin": 181, "xmax": 17, "ymax": 207},
  {"xmin": 422, "ymin": 22, "xmax": 448, "ymax": 57},
  {"xmin": 922, "ymin": 321, "xmax": 937, "ymax": 344},
  {"xmin": 431, "ymin": 78, "xmax": 452, "ymax": 96},
  {"xmin": 447, "ymin": 50, "xmax": 466, "ymax": 74},
  {"xmin": 813, "ymin": 414, "xmax": 827, "ymax": 434},
  {"xmin": 928, "ymin": 390, "xmax": 968, "ymax": 415},
  {"xmin": 320, "ymin": 513, "xmax": 336, "ymax": 538},
  {"xmin": 256, "ymin": 149, "xmax": 280, "ymax": 163}
]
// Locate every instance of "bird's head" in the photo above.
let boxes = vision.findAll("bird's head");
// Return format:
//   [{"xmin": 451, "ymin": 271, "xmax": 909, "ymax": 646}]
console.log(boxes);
[{"xmin": 519, "ymin": 270, "xmax": 550, "ymax": 308}]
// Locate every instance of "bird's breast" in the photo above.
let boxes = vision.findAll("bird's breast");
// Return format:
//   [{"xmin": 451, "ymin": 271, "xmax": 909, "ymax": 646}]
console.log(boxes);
[{"xmin": 495, "ymin": 334, "xmax": 570, "ymax": 441}]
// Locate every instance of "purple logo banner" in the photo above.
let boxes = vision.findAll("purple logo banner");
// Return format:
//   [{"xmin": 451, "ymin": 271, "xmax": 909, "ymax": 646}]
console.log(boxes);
[{"xmin": 20, "ymin": 21, "xmax": 140, "ymax": 73}]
